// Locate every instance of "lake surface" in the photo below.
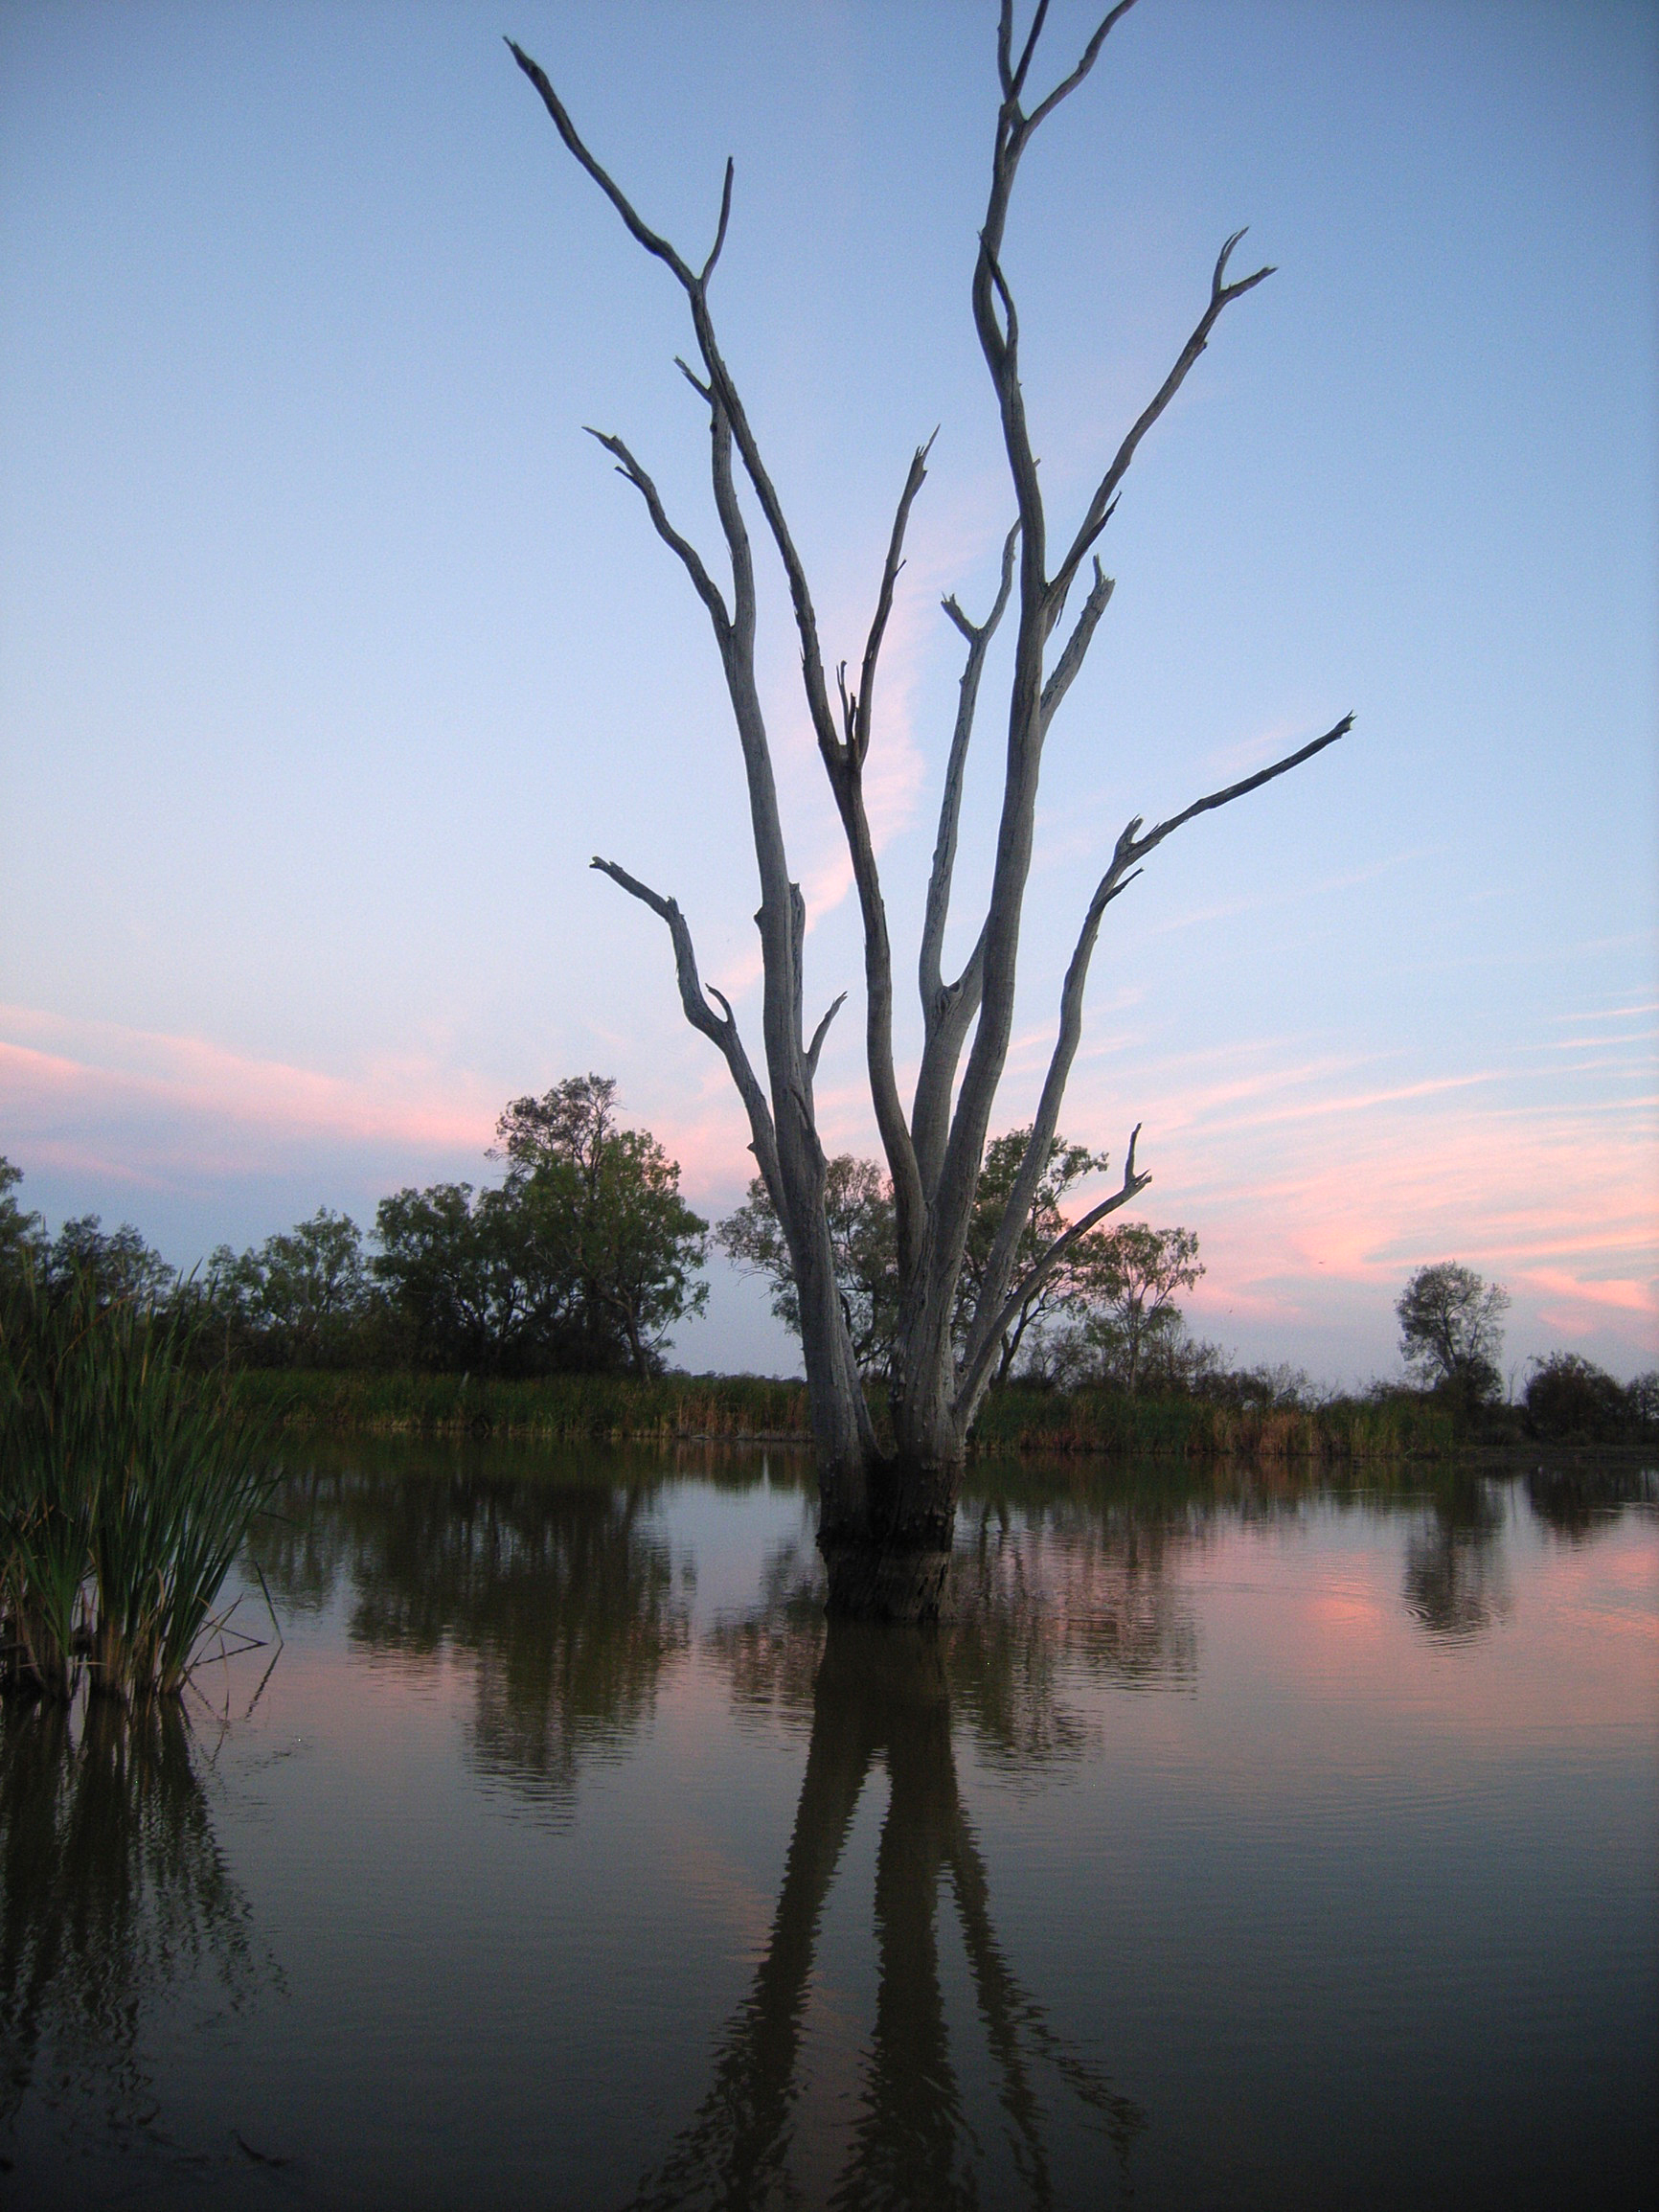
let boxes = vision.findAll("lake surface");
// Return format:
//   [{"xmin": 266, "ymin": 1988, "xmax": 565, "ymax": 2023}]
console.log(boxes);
[{"xmin": 3, "ymin": 1445, "xmax": 1655, "ymax": 2210}]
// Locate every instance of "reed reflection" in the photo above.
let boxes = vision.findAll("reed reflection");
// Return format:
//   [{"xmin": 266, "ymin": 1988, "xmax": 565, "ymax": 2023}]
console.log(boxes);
[{"xmin": 0, "ymin": 1695, "xmax": 269, "ymax": 2144}]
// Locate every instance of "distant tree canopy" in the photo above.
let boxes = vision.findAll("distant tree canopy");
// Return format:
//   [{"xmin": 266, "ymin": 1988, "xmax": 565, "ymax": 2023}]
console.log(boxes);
[
  {"xmin": 719, "ymin": 1155, "xmax": 897, "ymax": 1379},
  {"xmin": 1523, "ymin": 1353, "xmax": 1657, "ymax": 1446},
  {"xmin": 489, "ymin": 1076, "xmax": 708, "ymax": 1378},
  {"xmin": 1065, "ymin": 1223, "xmax": 1205, "ymax": 1396},
  {"xmin": 208, "ymin": 1208, "xmax": 369, "ymax": 1369},
  {"xmin": 200, "ymin": 1080, "xmax": 709, "ymax": 1378},
  {"xmin": 0, "ymin": 1162, "xmax": 175, "ymax": 1309},
  {"xmin": 0, "ymin": 1088, "xmax": 707, "ymax": 1378},
  {"xmin": 0, "ymin": 1160, "xmax": 40, "ymax": 1291},
  {"xmin": 718, "ymin": 1133, "xmax": 1201, "ymax": 1395},
  {"xmin": 1397, "ymin": 1263, "xmax": 1510, "ymax": 1409}
]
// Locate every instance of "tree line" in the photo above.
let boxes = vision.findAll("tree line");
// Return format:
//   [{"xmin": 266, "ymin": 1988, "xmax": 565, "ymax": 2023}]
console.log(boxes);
[
  {"xmin": 4, "ymin": 1099, "xmax": 1652, "ymax": 1438},
  {"xmin": 0, "ymin": 1094, "xmax": 1208, "ymax": 1393},
  {"xmin": 0, "ymin": 1078, "xmax": 708, "ymax": 1380}
]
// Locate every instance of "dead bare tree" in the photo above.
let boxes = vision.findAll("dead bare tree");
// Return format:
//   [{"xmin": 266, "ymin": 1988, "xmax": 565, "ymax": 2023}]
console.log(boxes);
[{"xmin": 510, "ymin": 1, "xmax": 1352, "ymax": 1621}]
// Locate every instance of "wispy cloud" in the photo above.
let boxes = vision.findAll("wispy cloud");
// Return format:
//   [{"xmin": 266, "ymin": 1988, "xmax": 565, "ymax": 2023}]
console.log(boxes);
[{"xmin": 1, "ymin": 1006, "xmax": 498, "ymax": 1164}]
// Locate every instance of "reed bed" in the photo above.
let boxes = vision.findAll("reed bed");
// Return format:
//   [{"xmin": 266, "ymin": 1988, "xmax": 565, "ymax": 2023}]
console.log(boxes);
[
  {"xmin": 234, "ymin": 1367, "xmax": 813, "ymax": 1441},
  {"xmin": 964, "ymin": 1383, "xmax": 1459, "ymax": 1460},
  {"xmin": 237, "ymin": 1367, "xmax": 1460, "ymax": 1461},
  {"xmin": 0, "ymin": 1271, "xmax": 278, "ymax": 1702}
]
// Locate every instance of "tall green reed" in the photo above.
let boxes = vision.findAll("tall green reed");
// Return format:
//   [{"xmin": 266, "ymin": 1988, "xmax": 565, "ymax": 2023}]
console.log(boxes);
[{"xmin": 0, "ymin": 1268, "xmax": 278, "ymax": 1701}]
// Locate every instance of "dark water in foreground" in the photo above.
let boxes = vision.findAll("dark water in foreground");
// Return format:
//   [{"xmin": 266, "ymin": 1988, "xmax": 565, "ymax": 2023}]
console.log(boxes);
[{"xmin": 2, "ymin": 1448, "xmax": 1655, "ymax": 2211}]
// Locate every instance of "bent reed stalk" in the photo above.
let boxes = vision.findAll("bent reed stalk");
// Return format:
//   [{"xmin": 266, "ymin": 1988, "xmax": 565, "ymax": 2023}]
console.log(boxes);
[{"xmin": 0, "ymin": 1269, "xmax": 279, "ymax": 1703}]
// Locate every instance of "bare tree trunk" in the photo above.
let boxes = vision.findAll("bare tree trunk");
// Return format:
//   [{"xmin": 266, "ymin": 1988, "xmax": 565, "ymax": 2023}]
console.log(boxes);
[{"xmin": 510, "ymin": 3, "xmax": 1350, "ymax": 1621}]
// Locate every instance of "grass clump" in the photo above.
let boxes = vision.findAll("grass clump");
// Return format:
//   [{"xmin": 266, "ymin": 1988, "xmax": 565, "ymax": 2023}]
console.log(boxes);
[{"xmin": 0, "ymin": 1269, "xmax": 278, "ymax": 1702}]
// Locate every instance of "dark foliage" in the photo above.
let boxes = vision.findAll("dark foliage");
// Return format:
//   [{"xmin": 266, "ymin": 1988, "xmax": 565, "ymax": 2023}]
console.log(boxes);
[{"xmin": 1524, "ymin": 1353, "xmax": 1657, "ymax": 1446}]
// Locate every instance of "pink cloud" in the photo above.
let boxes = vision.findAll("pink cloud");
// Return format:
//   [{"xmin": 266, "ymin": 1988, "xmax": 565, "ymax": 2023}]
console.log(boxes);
[
  {"xmin": 1521, "ymin": 1269, "xmax": 1657, "ymax": 1316},
  {"xmin": 0, "ymin": 1005, "xmax": 497, "ymax": 1165}
]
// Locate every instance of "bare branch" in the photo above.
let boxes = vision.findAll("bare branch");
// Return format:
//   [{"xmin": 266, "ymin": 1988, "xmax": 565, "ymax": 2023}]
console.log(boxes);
[
  {"xmin": 850, "ymin": 433, "xmax": 935, "ymax": 764},
  {"xmin": 803, "ymin": 432, "xmax": 938, "ymax": 1262},
  {"xmin": 921, "ymin": 521, "xmax": 1019, "ymax": 1012},
  {"xmin": 805, "ymin": 992, "xmax": 847, "ymax": 1083},
  {"xmin": 590, "ymin": 856, "xmax": 728, "ymax": 1041},
  {"xmin": 1049, "ymin": 228, "xmax": 1275, "ymax": 611},
  {"xmin": 820, "ymin": 727, "xmax": 925, "ymax": 1271},
  {"xmin": 1039, "ymin": 559, "xmax": 1114, "ymax": 725},
  {"xmin": 960, "ymin": 711, "xmax": 1350, "ymax": 1367},
  {"xmin": 673, "ymin": 354, "xmax": 713, "ymax": 403},
  {"xmin": 590, "ymin": 855, "xmax": 782, "ymax": 1198},
  {"xmin": 585, "ymin": 426, "xmax": 730, "ymax": 644},
  {"xmin": 1127, "ymin": 713, "xmax": 1353, "ymax": 864},
  {"xmin": 912, "ymin": 523, "xmax": 1018, "ymax": 1197},
  {"xmin": 1008, "ymin": 0, "xmax": 1052, "ymax": 102},
  {"xmin": 702, "ymin": 156, "xmax": 735, "ymax": 285},
  {"xmin": 509, "ymin": 42, "xmax": 699, "ymax": 294},
  {"xmin": 509, "ymin": 40, "xmax": 841, "ymax": 760},
  {"xmin": 1026, "ymin": 1, "xmax": 1140, "ymax": 131},
  {"xmin": 959, "ymin": 829, "xmax": 1141, "ymax": 1376}
]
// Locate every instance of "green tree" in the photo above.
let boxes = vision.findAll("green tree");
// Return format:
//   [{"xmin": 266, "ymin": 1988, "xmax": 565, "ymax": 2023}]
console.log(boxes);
[
  {"xmin": 373, "ymin": 1180, "xmax": 552, "ymax": 1376},
  {"xmin": 719, "ymin": 1156, "xmax": 898, "ymax": 1379},
  {"xmin": 494, "ymin": 1077, "xmax": 708, "ymax": 1378},
  {"xmin": 45, "ymin": 1216, "xmax": 175, "ymax": 1308},
  {"xmin": 1396, "ymin": 1262, "xmax": 1509, "ymax": 1409},
  {"xmin": 1523, "ymin": 1353, "xmax": 1629, "ymax": 1445},
  {"xmin": 209, "ymin": 1209, "xmax": 368, "ymax": 1368},
  {"xmin": 957, "ymin": 1129, "xmax": 1112, "ymax": 1386},
  {"xmin": 1070, "ymin": 1223, "xmax": 1203, "ymax": 1394},
  {"xmin": 0, "ymin": 1159, "xmax": 47, "ymax": 1292},
  {"xmin": 718, "ymin": 1128, "xmax": 1113, "ymax": 1388}
]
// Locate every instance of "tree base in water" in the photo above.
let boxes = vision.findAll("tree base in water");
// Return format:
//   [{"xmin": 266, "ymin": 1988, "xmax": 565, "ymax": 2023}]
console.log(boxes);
[{"xmin": 822, "ymin": 1541, "xmax": 954, "ymax": 1624}]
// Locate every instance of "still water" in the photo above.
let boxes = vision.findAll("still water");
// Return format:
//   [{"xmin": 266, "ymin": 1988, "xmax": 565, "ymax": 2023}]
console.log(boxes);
[{"xmin": 3, "ymin": 1447, "xmax": 1655, "ymax": 2210}]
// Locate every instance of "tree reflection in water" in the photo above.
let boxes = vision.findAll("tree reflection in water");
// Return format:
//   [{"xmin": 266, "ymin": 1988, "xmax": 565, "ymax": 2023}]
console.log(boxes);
[
  {"xmin": 261, "ymin": 1456, "xmax": 691, "ymax": 1820},
  {"xmin": 631, "ymin": 1623, "xmax": 1143, "ymax": 2212},
  {"xmin": 1526, "ymin": 1461, "xmax": 1658, "ymax": 1540},
  {"xmin": 0, "ymin": 1695, "xmax": 269, "ymax": 2147},
  {"xmin": 637, "ymin": 1498, "xmax": 1186, "ymax": 2211},
  {"xmin": 1401, "ymin": 1477, "xmax": 1511, "ymax": 1642}
]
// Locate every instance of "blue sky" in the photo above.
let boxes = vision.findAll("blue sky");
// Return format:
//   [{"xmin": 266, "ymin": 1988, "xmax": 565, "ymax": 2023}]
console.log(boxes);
[{"xmin": 3, "ymin": 0, "xmax": 1655, "ymax": 1383}]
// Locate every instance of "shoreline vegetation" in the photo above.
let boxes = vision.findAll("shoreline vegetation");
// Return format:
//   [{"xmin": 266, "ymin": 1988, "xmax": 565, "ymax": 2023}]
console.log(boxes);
[
  {"xmin": 0, "ymin": 1272, "xmax": 278, "ymax": 1703},
  {"xmin": 234, "ymin": 1368, "xmax": 1531, "ymax": 1462}
]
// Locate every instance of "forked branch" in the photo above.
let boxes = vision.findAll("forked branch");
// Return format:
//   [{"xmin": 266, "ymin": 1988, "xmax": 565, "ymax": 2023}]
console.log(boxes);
[
  {"xmin": 585, "ymin": 427, "xmax": 731, "ymax": 647},
  {"xmin": 510, "ymin": 42, "xmax": 702, "ymax": 295},
  {"xmin": 1050, "ymin": 230, "xmax": 1274, "ymax": 609},
  {"xmin": 590, "ymin": 855, "xmax": 782, "ymax": 1199},
  {"xmin": 1025, "ymin": 2, "xmax": 1140, "ymax": 131},
  {"xmin": 966, "ymin": 711, "xmax": 1352, "ymax": 1369}
]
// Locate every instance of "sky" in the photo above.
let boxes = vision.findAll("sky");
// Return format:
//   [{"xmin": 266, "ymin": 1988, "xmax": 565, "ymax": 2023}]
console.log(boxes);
[{"xmin": 2, "ymin": 0, "xmax": 1655, "ymax": 1386}]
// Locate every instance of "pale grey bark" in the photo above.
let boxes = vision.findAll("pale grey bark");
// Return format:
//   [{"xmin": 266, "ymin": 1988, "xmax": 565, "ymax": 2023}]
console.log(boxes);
[{"xmin": 511, "ymin": 3, "xmax": 1351, "ymax": 1614}]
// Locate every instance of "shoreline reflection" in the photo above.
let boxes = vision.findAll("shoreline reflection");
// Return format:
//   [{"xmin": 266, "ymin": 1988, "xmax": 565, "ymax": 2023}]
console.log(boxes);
[{"xmin": 0, "ymin": 1695, "xmax": 272, "ymax": 2150}]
